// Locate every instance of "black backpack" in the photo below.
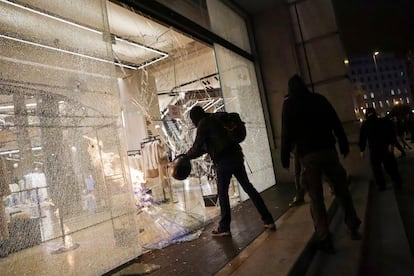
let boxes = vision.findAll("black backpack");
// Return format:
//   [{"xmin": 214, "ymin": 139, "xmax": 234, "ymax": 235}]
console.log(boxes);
[{"xmin": 213, "ymin": 112, "xmax": 247, "ymax": 143}]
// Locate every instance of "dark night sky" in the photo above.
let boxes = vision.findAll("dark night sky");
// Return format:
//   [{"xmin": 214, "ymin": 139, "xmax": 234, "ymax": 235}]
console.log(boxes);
[{"xmin": 332, "ymin": 0, "xmax": 414, "ymax": 56}]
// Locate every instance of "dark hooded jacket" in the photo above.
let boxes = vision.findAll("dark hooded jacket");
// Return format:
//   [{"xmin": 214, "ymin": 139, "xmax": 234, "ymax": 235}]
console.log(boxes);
[
  {"xmin": 186, "ymin": 107, "xmax": 242, "ymax": 164},
  {"xmin": 359, "ymin": 108, "xmax": 398, "ymax": 153},
  {"xmin": 280, "ymin": 75, "xmax": 349, "ymax": 168}
]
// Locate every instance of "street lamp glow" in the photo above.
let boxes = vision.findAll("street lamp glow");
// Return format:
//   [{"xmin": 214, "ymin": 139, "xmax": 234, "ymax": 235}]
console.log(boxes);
[
  {"xmin": 373, "ymin": 51, "xmax": 379, "ymax": 56},
  {"xmin": 344, "ymin": 59, "xmax": 349, "ymax": 64}
]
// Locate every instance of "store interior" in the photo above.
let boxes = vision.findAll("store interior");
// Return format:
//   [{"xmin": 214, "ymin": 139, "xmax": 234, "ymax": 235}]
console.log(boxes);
[{"xmin": 0, "ymin": 0, "xmax": 242, "ymax": 269}]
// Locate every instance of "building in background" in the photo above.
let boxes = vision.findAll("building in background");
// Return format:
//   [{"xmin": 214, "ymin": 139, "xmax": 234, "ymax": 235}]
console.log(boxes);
[{"xmin": 346, "ymin": 52, "xmax": 413, "ymax": 119}]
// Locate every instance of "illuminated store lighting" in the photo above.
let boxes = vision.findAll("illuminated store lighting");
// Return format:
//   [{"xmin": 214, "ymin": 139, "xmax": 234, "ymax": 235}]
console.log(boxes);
[
  {"xmin": 0, "ymin": 0, "xmax": 168, "ymax": 69},
  {"xmin": 0, "ymin": 146, "xmax": 42, "ymax": 156},
  {"xmin": 1, "ymin": 34, "xmax": 138, "ymax": 70},
  {"xmin": 0, "ymin": 102, "xmax": 37, "ymax": 110}
]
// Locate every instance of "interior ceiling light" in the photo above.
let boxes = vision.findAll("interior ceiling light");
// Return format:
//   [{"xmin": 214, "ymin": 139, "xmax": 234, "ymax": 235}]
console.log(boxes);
[
  {"xmin": 0, "ymin": 0, "xmax": 168, "ymax": 70},
  {"xmin": 1, "ymin": 34, "xmax": 138, "ymax": 70}
]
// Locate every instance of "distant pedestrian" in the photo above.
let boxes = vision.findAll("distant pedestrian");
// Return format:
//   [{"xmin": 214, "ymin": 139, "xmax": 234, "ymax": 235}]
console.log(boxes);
[
  {"xmin": 185, "ymin": 106, "xmax": 276, "ymax": 237},
  {"xmin": 289, "ymin": 151, "xmax": 305, "ymax": 207},
  {"xmin": 408, "ymin": 114, "xmax": 414, "ymax": 143},
  {"xmin": 359, "ymin": 107, "xmax": 403, "ymax": 191},
  {"xmin": 385, "ymin": 115, "xmax": 406, "ymax": 158},
  {"xmin": 281, "ymin": 74, "xmax": 362, "ymax": 253},
  {"xmin": 395, "ymin": 117, "xmax": 412, "ymax": 150}
]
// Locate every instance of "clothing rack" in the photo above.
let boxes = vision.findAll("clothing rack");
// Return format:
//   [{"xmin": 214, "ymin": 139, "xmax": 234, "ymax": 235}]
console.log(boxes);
[
  {"xmin": 127, "ymin": 150, "xmax": 141, "ymax": 156},
  {"xmin": 139, "ymin": 135, "xmax": 173, "ymax": 203},
  {"xmin": 140, "ymin": 135, "xmax": 160, "ymax": 148}
]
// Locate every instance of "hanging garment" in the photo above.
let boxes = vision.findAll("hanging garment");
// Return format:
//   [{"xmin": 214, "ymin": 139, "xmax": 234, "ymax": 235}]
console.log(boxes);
[{"xmin": 142, "ymin": 141, "xmax": 159, "ymax": 178}]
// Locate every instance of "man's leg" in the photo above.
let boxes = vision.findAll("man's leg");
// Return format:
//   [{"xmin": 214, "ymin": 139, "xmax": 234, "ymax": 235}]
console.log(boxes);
[
  {"xmin": 290, "ymin": 155, "xmax": 305, "ymax": 206},
  {"xmin": 322, "ymin": 150, "xmax": 361, "ymax": 238},
  {"xmin": 383, "ymin": 152, "xmax": 403, "ymax": 189},
  {"xmin": 233, "ymin": 162, "xmax": 274, "ymax": 227},
  {"xmin": 215, "ymin": 164, "xmax": 233, "ymax": 233},
  {"xmin": 301, "ymin": 159, "xmax": 328, "ymax": 241},
  {"xmin": 370, "ymin": 153, "xmax": 386, "ymax": 190}
]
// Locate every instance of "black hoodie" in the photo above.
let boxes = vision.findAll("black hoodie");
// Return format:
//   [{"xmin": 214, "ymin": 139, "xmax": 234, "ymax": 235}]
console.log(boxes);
[
  {"xmin": 186, "ymin": 108, "xmax": 241, "ymax": 163},
  {"xmin": 280, "ymin": 75, "xmax": 349, "ymax": 168},
  {"xmin": 359, "ymin": 110, "xmax": 397, "ymax": 153}
]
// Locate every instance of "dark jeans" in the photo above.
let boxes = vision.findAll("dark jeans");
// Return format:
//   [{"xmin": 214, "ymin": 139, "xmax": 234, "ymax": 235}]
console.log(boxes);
[
  {"xmin": 369, "ymin": 149, "xmax": 402, "ymax": 188},
  {"xmin": 294, "ymin": 154, "xmax": 305, "ymax": 200},
  {"xmin": 215, "ymin": 155, "xmax": 274, "ymax": 232},
  {"xmin": 300, "ymin": 149, "xmax": 360, "ymax": 241}
]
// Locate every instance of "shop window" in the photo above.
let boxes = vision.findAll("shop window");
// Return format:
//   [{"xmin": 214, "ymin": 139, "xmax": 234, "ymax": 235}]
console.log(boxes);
[
  {"xmin": 0, "ymin": 0, "xmax": 143, "ymax": 273},
  {"xmin": 213, "ymin": 44, "xmax": 275, "ymax": 197},
  {"xmin": 0, "ymin": 0, "xmax": 255, "ymax": 273},
  {"xmin": 207, "ymin": 0, "xmax": 251, "ymax": 53}
]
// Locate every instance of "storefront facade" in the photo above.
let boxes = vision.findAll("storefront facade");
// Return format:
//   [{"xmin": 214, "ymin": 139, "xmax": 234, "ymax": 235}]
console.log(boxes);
[{"xmin": 0, "ymin": 0, "xmax": 276, "ymax": 274}]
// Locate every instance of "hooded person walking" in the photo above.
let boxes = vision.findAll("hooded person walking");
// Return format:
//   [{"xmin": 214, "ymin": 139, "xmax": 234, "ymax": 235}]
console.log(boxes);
[
  {"xmin": 359, "ymin": 107, "xmax": 403, "ymax": 191},
  {"xmin": 281, "ymin": 74, "xmax": 362, "ymax": 253}
]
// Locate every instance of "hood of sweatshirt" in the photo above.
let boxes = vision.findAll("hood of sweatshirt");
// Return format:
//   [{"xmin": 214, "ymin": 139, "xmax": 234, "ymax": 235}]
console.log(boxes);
[{"xmin": 288, "ymin": 74, "xmax": 311, "ymax": 98}]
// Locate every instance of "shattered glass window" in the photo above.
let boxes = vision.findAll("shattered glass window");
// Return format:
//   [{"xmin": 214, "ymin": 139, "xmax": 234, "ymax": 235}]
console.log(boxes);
[
  {"xmin": 1, "ymin": 0, "xmax": 140, "ymax": 274},
  {"xmin": 0, "ymin": 0, "xmax": 263, "ymax": 274}
]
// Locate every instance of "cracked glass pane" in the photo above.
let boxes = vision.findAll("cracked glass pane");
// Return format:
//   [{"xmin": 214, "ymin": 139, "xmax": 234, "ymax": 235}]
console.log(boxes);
[
  {"xmin": 213, "ymin": 45, "xmax": 275, "ymax": 200},
  {"xmin": 0, "ymin": 0, "xmax": 262, "ymax": 274},
  {"xmin": 116, "ymin": 4, "xmax": 226, "ymax": 253},
  {"xmin": 1, "ymin": 0, "xmax": 139, "ymax": 274}
]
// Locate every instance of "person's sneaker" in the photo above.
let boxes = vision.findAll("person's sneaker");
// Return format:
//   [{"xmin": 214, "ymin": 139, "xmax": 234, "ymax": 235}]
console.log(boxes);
[
  {"xmin": 264, "ymin": 223, "xmax": 276, "ymax": 231},
  {"xmin": 211, "ymin": 229, "xmax": 231, "ymax": 237},
  {"xmin": 289, "ymin": 197, "xmax": 305, "ymax": 207}
]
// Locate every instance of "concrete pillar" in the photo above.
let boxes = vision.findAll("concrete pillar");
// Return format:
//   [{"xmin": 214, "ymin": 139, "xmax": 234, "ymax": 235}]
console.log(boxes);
[{"xmin": 250, "ymin": 0, "xmax": 357, "ymax": 177}]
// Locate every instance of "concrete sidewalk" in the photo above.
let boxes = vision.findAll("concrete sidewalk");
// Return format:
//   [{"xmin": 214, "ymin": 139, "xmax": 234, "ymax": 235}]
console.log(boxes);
[
  {"xmin": 215, "ymin": 152, "xmax": 414, "ymax": 276},
  {"xmin": 109, "ymin": 146, "xmax": 414, "ymax": 276},
  {"xmin": 215, "ymin": 178, "xmax": 368, "ymax": 276}
]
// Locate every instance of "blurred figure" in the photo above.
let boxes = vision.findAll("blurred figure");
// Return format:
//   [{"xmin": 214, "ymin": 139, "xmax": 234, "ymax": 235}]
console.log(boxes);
[
  {"xmin": 395, "ymin": 117, "xmax": 412, "ymax": 150},
  {"xmin": 289, "ymin": 150, "xmax": 305, "ymax": 207},
  {"xmin": 384, "ymin": 115, "xmax": 406, "ymax": 158},
  {"xmin": 359, "ymin": 107, "xmax": 403, "ymax": 191},
  {"xmin": 281, "ymin": 74, "xmax": 361, "ymax": 254},
  {"xmin": 408, "ymin": 113, "xmax": 414, "ymax": 143}
]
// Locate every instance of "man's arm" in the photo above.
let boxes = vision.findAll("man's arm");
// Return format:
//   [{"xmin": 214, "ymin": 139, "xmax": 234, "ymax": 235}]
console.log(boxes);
[{"xmin": 186, "ymin": 119, "xmax": 207, "ymax": 160}]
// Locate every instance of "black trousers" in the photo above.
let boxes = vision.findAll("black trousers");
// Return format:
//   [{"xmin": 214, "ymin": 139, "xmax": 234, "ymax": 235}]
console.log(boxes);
[
  {"xmin": 300, "ymin": 149, "xmax": 360, "ymax": 241},
  {"xmin": 369, "ymin": 149, "xmax": 402, "ymax": 188},
  {"xmin": 215, "ymin": 155, "xmax": 274, "ymax": 232},
  {"xmin": 294, "ymin": 154, "xmax": 305, "ymax": 200}
]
